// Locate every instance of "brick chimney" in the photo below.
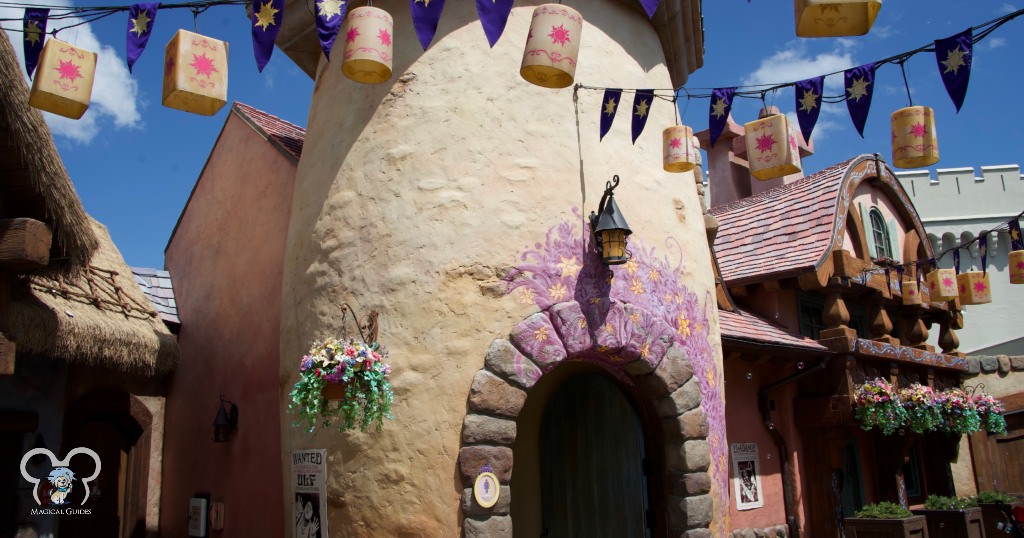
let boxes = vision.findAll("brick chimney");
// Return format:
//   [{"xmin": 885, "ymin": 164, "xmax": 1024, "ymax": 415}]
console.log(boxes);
[{"xmin": 696, "ymin": 106, "xmax": 814, "ymax": 208}]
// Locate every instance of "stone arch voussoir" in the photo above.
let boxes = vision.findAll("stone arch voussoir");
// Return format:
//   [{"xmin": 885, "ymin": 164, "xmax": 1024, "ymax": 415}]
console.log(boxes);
[{"xmin": 458, "ymin": 299, "xmax": 712, "ymax": 537}]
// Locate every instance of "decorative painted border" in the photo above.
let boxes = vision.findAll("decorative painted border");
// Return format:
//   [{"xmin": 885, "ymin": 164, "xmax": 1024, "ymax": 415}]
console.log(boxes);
[{"xmin": 852, "ymin": 338, "xmax": 969, "ymax": 371}]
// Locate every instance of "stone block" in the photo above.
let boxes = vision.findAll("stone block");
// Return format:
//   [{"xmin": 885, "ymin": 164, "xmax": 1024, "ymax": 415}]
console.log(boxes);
[
  {"xmin": 684, "ymin": 440, "xmax": 710, "ymax": 472},
  {"xmin": 967, "ymin": 356, "xmax": 981, "ymax": 375},
  {"xmin": 484, "ymin": 339, "xmax": 541, "ymax": 389},
  {"xmin": 510, "ymin": 312, "xmax": 566, "ymax": 368},
  {"xmin": 684, "ymin": 530, "xmax": 712, "ymax": 538},
  {"xmin": 637, "ymin": 344, "xmax": 694, "ymax": 398},
  {"xmin": 655, "ymin": 377, "xmax": 702, "ymax": 418},
  {"xmin": 458, "ymin": 446, "xmax": 513, "ymax": 485},
  {"xmin": 468, "ymin": 370, "xmax": 527, "ymax": 418},
  {"xmin": 980, "ymin": 356, "xmax": 999, "ymax": 373},
  {"xmin": 683, "ymin": 472, "xmax": 711, "ymax": 495},
  {"xmin": 549, "ymin": 301, "xmax": 593, "ymax": 355},
  {"xmin": 679, "ymin": 408, "xmax": 708, "ymax": 439},
  {"xmin": 997, "ymin": 355, "xmax": 1011, "ymax": 374},
  {"xmin": 584, "ymin": 298, "xmax": 630, "ymax": 352},
  {"xmin": 684, "ymin": 494, "xmax": 712, "ymax": 527},
  {"xmin": 463, "ymin": 515, "xmax": 512, "ymax": 538},
  {"xmin": 1011, "ymin": 356, "xmax": 1024, "ymax": 371},
  {"xmin": 462, "ymin": 414, "xmax": 517, "ymax": 446},
  {"xmin": 461, "ymin": 486, "xmax": 511, "ymax": 516}
]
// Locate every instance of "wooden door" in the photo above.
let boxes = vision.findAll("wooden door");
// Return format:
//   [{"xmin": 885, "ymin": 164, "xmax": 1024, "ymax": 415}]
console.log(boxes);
[
  {"xmin": 970, "ymin": 394, "xmax": 1024, "ymax": 495},
  {"xmin": 539, "ymin": 373, "xmax": 649, "ymax": 538}
]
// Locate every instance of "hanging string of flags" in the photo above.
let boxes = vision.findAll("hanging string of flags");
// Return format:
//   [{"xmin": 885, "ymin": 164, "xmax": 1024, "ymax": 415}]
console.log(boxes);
[{"xmin": 860, "ymin": 211, "xmax": 1024, "ymax": 307}]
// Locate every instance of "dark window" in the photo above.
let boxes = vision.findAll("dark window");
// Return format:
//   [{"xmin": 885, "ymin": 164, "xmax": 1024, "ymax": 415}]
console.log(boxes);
[
  {"xmin": 797, "ymin": 292, "xmax": 868, "ymax": 339},
  {"xmin": 869, "ymin": 208, "xmax": 892, "ymax": 260}
]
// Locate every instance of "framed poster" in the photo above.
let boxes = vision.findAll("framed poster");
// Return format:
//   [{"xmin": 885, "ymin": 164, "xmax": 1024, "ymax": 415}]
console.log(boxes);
[
  {"xmin": 187, "ymin": 494, "xmax": 209, "ymax": 537},
  {"xmin": 731, "ymin": 443, "xmax": 764, "ymax": 510},
  {"xmin": 292, "ymin": 449, "xmax": 329, "ymax": 538}
]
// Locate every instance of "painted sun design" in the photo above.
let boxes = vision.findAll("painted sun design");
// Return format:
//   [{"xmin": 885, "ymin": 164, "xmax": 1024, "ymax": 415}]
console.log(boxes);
[
  {"xmin": 414, "ymin": 0, "xmax": 431, "ymax": 5},
  {"xmin": 711, "ymin": 97, "xmax": 728, "ymax": 119},
  {"xmin": 378, "ymin": 28, "xmax": 391, "ymax": 46},
  {"xmin": 669, "ymin": 137, "xmax": 683, "ymax": 149},
  {"xmin": 798, "ymin": 88, "xmax": 819, "ymax": 113},
  {"xmin": 130, "ymin": 10, "xmax": 151, "ymax": 37},
  {"xmin": 346, "ymin": 27, "xmax": 360, "ymax": 43},
  {"xmin": 908, "ymin": 122, "xmax": 927, "ymax": 138},
  {"xmin": 191, "ymin": 53, "xmax": 217, "ymax": 78},
  {"xmin": 604, "ymin": 98, "xmax": 617, "ymax": 116},
  {"xmin": 55, "ymin": 60, "xmax": 82, "ymax": 82},
  {"xmin": 24, "ymin": 20, "xmax": 42, "ymax": 46},
  {"xmin": 942, "ymin": 277, "xmax": 955, "ymax": 288},
  {"xmin": 973, "ymin": 281, "xmax": 987, "ymax": 293},
  {"xmin": 254, "ymin": 1, "xmax": 279, "ymax": 30},
  {"xmin": 847, "ymin": 76, "xmax": 871, "ymax": 102},
  {"xmin": 549, "ymin": 24, "xmax": 570, "ymax": 46},
  {"xmin": 755, "ymin": 133, "xmax": 776, "ymax": 154},
  {"xmin": 634, "ymin": 100, "xmax": 649, "ymax": 118},
  {"xmin": 317, "ymin": 0, "xmax": 345, "ymax": 19},
  {"xmin": 942, "ymin": 45, "xmax": 968, "ymax": 74},
  {"xmin": 1017, "ymin": 260, "xmax": 1024, "ymax": 271}
]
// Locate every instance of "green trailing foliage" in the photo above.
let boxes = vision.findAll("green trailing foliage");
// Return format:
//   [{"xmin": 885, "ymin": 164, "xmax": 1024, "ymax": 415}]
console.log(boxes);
[
  {"xmin": 854, "ymin": 502, "xmax": 914, "ymax": 519},
  {"xmin": 923, "ymin": 494, "xmax": 977, "ymax": 510},
  {"xmin": 974, "ymin": 490, "xmax": 1017, "ymax": 504}
]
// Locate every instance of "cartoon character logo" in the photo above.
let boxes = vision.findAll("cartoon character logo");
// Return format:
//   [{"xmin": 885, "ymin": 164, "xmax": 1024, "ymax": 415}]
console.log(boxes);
[
  {"xmin": 19, "ymin": 448, "xmax": 101, "ymax": 506},
  {"xmin": 47, "ymin": 467, "xmax": 76, "ymax": 505}
]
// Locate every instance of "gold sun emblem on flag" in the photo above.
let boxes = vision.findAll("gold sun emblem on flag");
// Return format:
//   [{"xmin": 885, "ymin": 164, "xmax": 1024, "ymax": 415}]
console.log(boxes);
[
  {"xmin": 24, "ymin": 20, "xmax": 42, "ymax": 46},
  {"xmin": 942, "ymin": 45, "xmax": 968, "ymax": 74},
  {"xmin": 711, "ymin": 97, "xmax": 728, "ymax": 119},
  {"xmin": 604, "ymin": 97, "xmax": 617, "ymax": 116},
  {"xmin": 634, "ymin": 99, "xmax": 649, "ymax": 118},
  {"xmin": 254, "ymin": 1, "xmax": 279, "ymax": 30},
  {"xmin": 317, "ymin": 0, "xmax": 345, "ymax": 19},
  {"xmin": 847, "ymin": 76, "xmax": 871, "ymax": 102},
  {"xmin": 414, "ymin": 0, "xmax": 431, "ymax": 6},
  {"xmin": 130, "ymin": 10, "xmax": 151, "ymax": 37},
  {"xmin": 798, "ymin": 88, "xmax": 819, "ymax": 113}
]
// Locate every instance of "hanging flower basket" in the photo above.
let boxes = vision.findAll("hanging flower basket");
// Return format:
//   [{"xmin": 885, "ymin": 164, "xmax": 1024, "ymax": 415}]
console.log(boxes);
[
  {"xmin": 853, "ymin": 378, "xmax": 907, "ymax": 436},
  {"xmin": 898, "ymin": 383, "xmax": 942, "ymax": 434},
  {"xmin": 289, "ymin": 338, "xmax": 394, "ymax": 433},
  {"xmin": 853, "ymin": 378, "xmax": 1007, "ymax": 437},
  {"xmin": 972, "ymin": 392, "xmax": 1008, "ymax": 435}
]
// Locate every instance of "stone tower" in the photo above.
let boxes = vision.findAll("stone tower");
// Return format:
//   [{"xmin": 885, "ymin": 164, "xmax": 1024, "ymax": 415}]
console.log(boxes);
[{"xmin": 275, "ymin": 1, "xmax": 726, "ymax": 535}]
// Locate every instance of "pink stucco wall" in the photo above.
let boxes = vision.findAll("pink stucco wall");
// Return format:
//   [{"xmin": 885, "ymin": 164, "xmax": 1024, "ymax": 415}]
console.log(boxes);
[{"xmin": 160, "ymin": 110, "xmax": 295, "ymax": 537}]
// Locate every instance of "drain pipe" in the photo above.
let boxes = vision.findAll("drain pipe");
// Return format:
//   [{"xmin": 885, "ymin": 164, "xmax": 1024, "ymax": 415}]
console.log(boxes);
[{"xmin": 757, "ymin": 356, "xmax": 831, "ymax": 538}]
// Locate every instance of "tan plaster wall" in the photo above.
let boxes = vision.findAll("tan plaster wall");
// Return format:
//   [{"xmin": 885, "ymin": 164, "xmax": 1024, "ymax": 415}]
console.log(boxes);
[
  {"xmin": 279, "ymin": 1, "xmax": 720, "ymax": 535},
  {"xmin": 161, "ymin": 112, "xmax": 293, "ymax": 537}
]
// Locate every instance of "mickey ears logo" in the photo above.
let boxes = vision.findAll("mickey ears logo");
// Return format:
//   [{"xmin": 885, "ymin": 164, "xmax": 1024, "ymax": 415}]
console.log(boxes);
[{"xmin": 19, "ymin": 448, "xmax": 101, "ymax": 506}]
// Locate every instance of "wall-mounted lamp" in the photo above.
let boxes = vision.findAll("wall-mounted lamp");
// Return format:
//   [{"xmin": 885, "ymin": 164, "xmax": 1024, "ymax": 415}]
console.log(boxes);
[
  {"xmin": 588, "ymin": 175, "xmax": 632, "ymax": 265},
  {"xmin": 213, "ymin": 398, "xmax": 238, "ymax": 443}
]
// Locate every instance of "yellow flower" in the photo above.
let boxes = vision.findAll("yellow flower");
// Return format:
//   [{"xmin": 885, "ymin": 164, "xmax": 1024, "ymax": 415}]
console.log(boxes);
[
  {"xmin": 649, "ymin": 268, "xmax": 661, "ymax": 282},
  {"xmin": 518, "ymin": 287, "xmax": 536, "ymax": 304},
  {"xmin": 630, "ymin": 278, "xmax": 645, "ymax": 295},
  {"xmin": 577, "ymin": 317, "xmax": 587, "ymax": 329},
  {"xmin": 604, "ymin": 322, "xmax": 614, "ymax": 334},
  {"xmin": 677, "ymin": 314, "xmax": 691, "ymax": 338},
  {"xmin": 630, "ymin": 312, "xmax": 641, "ymax": 323},
  {"xmin": 548, "ymin": 283, "xmax": 568, "ymax": 301},
  {"xmin": 557, "ymin": 256, "xmax": 581, "ymax": 278},
  {"xmin": 640, "ymin": 342, "xmax": 650, "ymax": 358},
  {"xmin": 625, "ymin": 258, "xmax": 639, "ymax": 275},
  {"xmin": 534, "ymin": 326, "xmax": 549, "ymax": 341}
]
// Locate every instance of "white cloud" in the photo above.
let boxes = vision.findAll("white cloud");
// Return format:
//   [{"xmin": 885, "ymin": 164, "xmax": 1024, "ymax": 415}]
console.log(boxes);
[
  {"xmin": 742, "ymin": 40, "xmax": 857, "ymax": 97},
  {"xmin": 998, "ymin": 4, "xmax": 1016, "ymax": 14},
  {"xmin": 985, "ymin": 37, "xmax": 1008, "ymax": 50},
  {"xmin": 1, "ymin": 0, "xmax": 141, "ymax": 144}
]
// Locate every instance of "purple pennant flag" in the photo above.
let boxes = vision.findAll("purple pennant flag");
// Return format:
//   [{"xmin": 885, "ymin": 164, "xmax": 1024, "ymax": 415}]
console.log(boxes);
[
  {"xmin": 410, "ymin": 0, "xmax": 445, "ymax": 50},
  {"xmin": 476, "ymin": 0, "xmax": 513, "ymax": 47},
  {"xmin": 314, "ymin": 0, "xmax": 347, "ymax": 59},
  {"xmin": 599, "ymin": 88, "xmax": 622, "ymax": 141},
  {"xmin": 23, "ymin": 9, "xmax": 48, "ymax": 78},
  {"xmin": 935, "ymin": 29, "xmax": 972, "ymax": 113},
  {"xmin": 1009, "ymin": 218, "xmax": 1024, "ymax": 251},
  {"xmin": 979, "ymin": 234, "xmax": 988, "ymax": 274},
  {"xmin": 639, "ymin": 0, "xmax": 659, "ymax": 19},
  {"xmin": 795, "ymin": 76, "xmax": 823, "ymax": 145},
  {"xmin": 844, "ymin": 63, "xmax": 876, "ymax": 137},
  {"xmin": 708, "ymin": 87, "xmax": 735, "ymax": 148},
  {"xmin": 953, "ymin": 248, "xmax": 961, "ymax": 275},
  {"xmin": 631, "ymin": 90, "xmax": 654, "ymax": 144},
  {"xmin": 251, "ymin": 0, "xmax": 285, "ymax": 72},
  {"xmin": 126, "ymin": 3, "xmax": 158, "ymax": 73}
]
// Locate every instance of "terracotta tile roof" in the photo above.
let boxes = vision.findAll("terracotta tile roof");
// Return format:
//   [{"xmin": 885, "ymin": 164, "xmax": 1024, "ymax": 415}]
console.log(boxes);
[
  {"xmin": 232, "ymin": 102, "xmax": 305, "ymax": 162},
  {"xmin": 710, "ymin": 156, "xmax": 859, "ymax": 284},
  {"xmin": 718, "ymin": 309, "xmax": 827, "ymax": 351},
  {"xmin": 131, "ymin": 267, "xmax": 179, "ymax": 325}
]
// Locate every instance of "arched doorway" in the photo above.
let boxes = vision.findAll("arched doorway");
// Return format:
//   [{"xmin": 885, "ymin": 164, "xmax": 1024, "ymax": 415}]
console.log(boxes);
[{"xmin": 539, "ymin": 372, "xmax": 650, "ymax": 537}]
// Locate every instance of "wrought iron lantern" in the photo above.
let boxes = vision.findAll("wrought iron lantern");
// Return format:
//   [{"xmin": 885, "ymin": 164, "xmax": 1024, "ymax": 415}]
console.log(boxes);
[
  {"xmin": 589, "ymin": 175, "xmax": 632, "ymax": 265},
  {"xmin": 213, "ymin": 398, "xmax": 238, "ymax": 443}
]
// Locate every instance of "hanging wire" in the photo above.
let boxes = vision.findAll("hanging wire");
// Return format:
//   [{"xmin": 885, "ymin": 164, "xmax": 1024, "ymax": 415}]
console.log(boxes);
[{"xmin": 898, "ymin": 59, "xmax": 914, "ymax": 107}]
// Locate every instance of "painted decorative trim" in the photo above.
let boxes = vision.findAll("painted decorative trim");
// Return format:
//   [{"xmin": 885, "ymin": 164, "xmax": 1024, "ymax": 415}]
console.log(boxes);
[{"xmin": 852, "ymin": 338, "xmax": 969, "ymax": 371}]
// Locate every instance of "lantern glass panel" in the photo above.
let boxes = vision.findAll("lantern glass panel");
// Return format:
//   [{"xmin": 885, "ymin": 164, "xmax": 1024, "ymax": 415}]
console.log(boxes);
[{"xmin": 601, "ymin": 229, "xmax": 627, "ymax": 263}]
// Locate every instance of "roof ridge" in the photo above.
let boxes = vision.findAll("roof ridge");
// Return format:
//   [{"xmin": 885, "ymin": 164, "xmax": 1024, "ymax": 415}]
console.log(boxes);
[
  {"xmin": 709, "ymin": 155, "xmax": 862, "ymax": 215},
  {"xmin": 232, "ymin": 101, "xmax": 306, "ymax": 133},
  {"xmin": 230, "ymin": 101, "xmax": 305, "ymax": 161}
]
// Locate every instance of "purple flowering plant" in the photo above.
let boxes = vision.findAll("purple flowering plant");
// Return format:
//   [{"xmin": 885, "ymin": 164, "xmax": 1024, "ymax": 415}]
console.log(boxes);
[
  {"xmin": 853, "ymin": 378, "xmax": 908, "ymax": 436},
  {"xmin": 289, "ymin": 338, "xmax": 394, "ymax": 433},
  {"xmin": 936, "ymin": 387, "xmax": 981, "ymax": 435},
  {"xmin": 855, "ymin": 378, "xmax": 1007, "ymax": 436},
  {"xmin": 972, "ymin": 392, "xmax": 1007, "ymax": 435},
  {"xmin": 898, "ymin": 383, "xmax": 942, "ymax": 434}
]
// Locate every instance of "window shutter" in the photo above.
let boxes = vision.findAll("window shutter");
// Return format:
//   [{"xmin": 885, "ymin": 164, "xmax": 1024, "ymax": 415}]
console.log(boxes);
[
  {"xmin": 887, "ymin": 218, "xmax": 901, "ymax": 263},
  {"xmin": 859, "ymin": 203, "xmax": 878, "ymax": 259}
]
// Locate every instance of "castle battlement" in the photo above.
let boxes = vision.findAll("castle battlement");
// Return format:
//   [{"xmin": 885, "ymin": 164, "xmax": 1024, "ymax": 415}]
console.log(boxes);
[{"xmin": 896, "ymin": 164, "xmax": 1024, "ymax": 222}]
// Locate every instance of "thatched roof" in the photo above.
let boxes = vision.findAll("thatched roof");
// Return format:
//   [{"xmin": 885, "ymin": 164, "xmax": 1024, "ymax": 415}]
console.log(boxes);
[
  {"xmin": 7, "ymin": 218, "xmax": 178, "ymax": 375},
  {"xmin": 0, "ymin": 31, "xmax": 97, "ymax": 272}
]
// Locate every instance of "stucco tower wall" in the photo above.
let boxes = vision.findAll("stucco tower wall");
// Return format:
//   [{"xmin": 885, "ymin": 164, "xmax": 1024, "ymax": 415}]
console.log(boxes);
[{"xmin": 279, "ymin": 1, "xmax": 721, "ymax": 535}]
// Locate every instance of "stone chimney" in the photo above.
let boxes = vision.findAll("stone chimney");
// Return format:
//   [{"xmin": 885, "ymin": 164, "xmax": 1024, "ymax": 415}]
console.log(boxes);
[{"xmin": 696, "ymin": 106, "xmax": 814, "ymax": 208}]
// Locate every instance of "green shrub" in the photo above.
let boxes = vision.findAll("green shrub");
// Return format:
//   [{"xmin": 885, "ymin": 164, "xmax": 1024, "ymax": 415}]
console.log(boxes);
[
  {"xmin": 974, "ymin": 491, "xmax": 1016, "ymax": 504},
  {"xmin": 855, "ymin": 502, "xmax": 914, "ymax": 519},
  {"xmin": 923, "ymin": 494, "xmax": 977, "ymax": 510}
]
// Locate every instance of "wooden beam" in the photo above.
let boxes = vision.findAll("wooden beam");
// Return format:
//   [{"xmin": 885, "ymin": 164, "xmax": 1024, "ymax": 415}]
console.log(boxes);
[
  {"xmin": 0, "ymin": 334, "xmax": 12, "ymax": 375},
  {"xmin": 0, "ymin": 218, "xmax": 51, "ymax": 270}
]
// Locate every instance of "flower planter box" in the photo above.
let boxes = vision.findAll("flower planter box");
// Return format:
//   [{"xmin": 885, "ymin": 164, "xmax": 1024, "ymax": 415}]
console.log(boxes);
[
  {"xmin": 844, "ymin": 515, "xmax": 929, "ymax": 538},
  {"xmin": 911, "ymin": 508, "xmax": 984, "ymax": 538},
  {"xmin": 979, "ymin": 502, "xmax": 1023, "ymax": 538}
]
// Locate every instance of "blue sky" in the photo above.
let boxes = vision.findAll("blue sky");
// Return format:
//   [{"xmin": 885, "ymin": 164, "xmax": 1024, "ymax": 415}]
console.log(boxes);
[{"xmin": 2, "ymin": 0, "xmax": 1022, "ymax": 268}]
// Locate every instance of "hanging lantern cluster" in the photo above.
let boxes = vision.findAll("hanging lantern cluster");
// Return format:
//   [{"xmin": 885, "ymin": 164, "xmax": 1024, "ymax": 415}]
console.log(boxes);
[
  {"xmin": 520, "ymin": 4, "xmax": 583, "ymax": 89},
  {"xmin": 28, "ymin": 38, "xmax": 97, "ymax": 119},
  {"xmin": 794, "ymin": 0, "xmax": 883, "ymax": 38},
  {"xmin": 891, "ymin": 106, "xmax": 939, "ymax": 169},
  {"xmin": 341, "ymin": 7, "xmax": 394, "ymax": 84},
  {"xmin": 926, "ymin": 267, "xmax": 958, "ymax": 302},
  {"xmin": 957, "ymin": 271, "xmax": 991, "ymax": 305},
  {"xmin": 901, "ymin": 279, "xmax": 922, "ymax": 306},
  {"xmin": 662, "ymin": 125, "xmax": 698, "ymax": 173},
  {"xmin": 162, "ymin": 30, "xmax": 228, "ymax": 116},
  {"xmin": 744, "ymin": 109, "xmax": 802, "ymax": 181}
]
